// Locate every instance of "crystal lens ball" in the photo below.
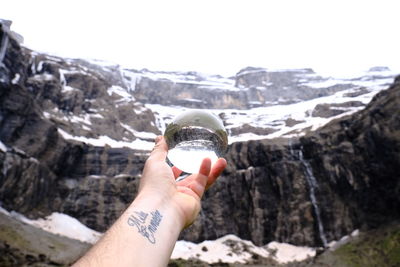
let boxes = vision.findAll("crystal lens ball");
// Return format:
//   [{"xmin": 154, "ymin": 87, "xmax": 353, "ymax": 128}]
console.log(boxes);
[{"xmin": 164, "ymin": 110, "xmax": 228, "ymax": 174}]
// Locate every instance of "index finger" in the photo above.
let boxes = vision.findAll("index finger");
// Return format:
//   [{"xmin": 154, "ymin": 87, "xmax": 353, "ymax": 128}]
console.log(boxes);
[
  {"xmin": 205, "ymin": 158, "xmax": 227, "ymax": 190},
  {"xmin": 148, "ymin": 136, "xmax": 168, "ymax": 162}
]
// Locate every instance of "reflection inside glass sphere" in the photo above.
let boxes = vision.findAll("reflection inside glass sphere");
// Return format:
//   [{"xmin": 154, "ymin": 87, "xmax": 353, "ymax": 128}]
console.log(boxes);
[{"xmin": 164, "ymin": 110, "xmax": 228, "ymax": 174}]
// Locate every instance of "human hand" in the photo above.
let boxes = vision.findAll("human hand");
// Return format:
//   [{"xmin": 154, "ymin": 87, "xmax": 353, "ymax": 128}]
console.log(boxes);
[
  {"xmin": 138, "ymin": 136, "xmax": 227, "ymax": 228},
  {"xmin": 73, "ymin": 136, "xmax": 226, "ymax": 267}
]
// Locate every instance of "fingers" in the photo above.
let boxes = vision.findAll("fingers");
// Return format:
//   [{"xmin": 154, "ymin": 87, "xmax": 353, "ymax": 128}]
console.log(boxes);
[
  {"xmin": 187, "ymin": 158, "xmax": 211, "ymax": 198},
  {"xmin": 148, "ymin": 136, "xmax": 168, "ymax": 162},
  {"xmin": 198, "ymin": 157, "xmax": 212, "ymax": 177},
  {"xmin": 206, "ymin": 158, "xmax": 227, "ymax": 190},
  {"xmin": 176, "ymin": 157, "xmax": 227, "ymax": 198}
]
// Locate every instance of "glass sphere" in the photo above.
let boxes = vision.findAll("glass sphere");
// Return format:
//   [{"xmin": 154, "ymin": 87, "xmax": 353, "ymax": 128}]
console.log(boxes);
[{"xmin": 164, "ymin": 109, "xmax": 228, "ymax": 174}]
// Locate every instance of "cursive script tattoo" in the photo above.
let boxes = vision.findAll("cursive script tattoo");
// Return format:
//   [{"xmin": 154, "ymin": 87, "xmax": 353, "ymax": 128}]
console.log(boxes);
[{"xmin": 127, "ymin": 210, "xmax": 163, "ymax": 244}]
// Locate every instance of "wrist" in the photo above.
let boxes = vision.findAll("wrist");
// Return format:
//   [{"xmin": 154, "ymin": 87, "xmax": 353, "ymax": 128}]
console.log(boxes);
[
  {"xmin": 76, "ymin": 188, "xmax": 186, "ymax": 267},
  {"xmin": 129, "ymin": 190, "xmax": 187, "ymax": 231}
]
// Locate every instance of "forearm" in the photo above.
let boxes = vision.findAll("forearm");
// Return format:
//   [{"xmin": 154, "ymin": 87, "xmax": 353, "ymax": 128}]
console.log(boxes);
[
  {"xmin": 73, "ymin": 136, "xmax": 226, "ymax": 267},
  {"xmin": 74, "ymin": 193, "xmax": 185, "ymax": 267}
]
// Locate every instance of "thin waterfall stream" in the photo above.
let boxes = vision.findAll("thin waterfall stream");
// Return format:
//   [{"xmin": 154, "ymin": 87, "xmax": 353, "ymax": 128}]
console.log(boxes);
[
  {"xmin": 291, "ymin": 143, "xmax": 328, "ymax": 247},
  {"xmin": 299, "ymin": 149, "xmax": 328, "ymax": 247},
  {"xmin": 0, "ymin": 28, "xmax": 8, "ymax": 64}
]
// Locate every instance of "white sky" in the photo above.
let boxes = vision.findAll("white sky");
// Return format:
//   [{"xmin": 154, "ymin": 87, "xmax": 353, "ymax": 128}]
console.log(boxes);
[{"xmin": 2, "ymin": 0, "xmax": 399, "ymax": 77}]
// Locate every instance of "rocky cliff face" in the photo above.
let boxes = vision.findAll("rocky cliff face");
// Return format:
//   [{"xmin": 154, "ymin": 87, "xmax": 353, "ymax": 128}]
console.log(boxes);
[
  {"xmin": 0, "ymin": 19, "xmax": 399, "ymax": 250},
  {"xmin": 183, "ymin": 77, "xmax": 400, "ymax": 247},
  {"xmin": 0, "ymin": 20, "xmax": 148, "ymax": 228},
  {"xmin": 131, "ymin": 66, "xmax": 367, "ymax": 110}
]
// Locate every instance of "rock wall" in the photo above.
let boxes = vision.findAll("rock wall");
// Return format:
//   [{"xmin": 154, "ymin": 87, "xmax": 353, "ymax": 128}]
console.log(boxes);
[
  {"xmin": 1, "ymin": 21, "xmax": 399, "ymax": 248},
  {"xmin": 133, "ymin": 76, "xmax": 250, "ymax": 109},
  {"xmin": 235, "ymin": 66, "xmax": 352, "ymax": 104},
  {"xmin": 0, "ymin": 21, "xmax": 147, "ymax": 227},
  {"xmin": 182, "ymin": 77, "xmax": 400, "ymax": 246}
]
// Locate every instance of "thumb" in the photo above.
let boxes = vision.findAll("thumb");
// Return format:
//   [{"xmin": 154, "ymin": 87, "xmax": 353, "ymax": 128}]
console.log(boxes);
[{"xmin": 148, "ymin": 136, "xmax": 168, "ymax": 162}]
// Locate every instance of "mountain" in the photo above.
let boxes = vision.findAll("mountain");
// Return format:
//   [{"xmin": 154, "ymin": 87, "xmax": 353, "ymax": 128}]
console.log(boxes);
[{"xmin": 1, "ymin": 19, "xmax": 400, "ymax": 265}]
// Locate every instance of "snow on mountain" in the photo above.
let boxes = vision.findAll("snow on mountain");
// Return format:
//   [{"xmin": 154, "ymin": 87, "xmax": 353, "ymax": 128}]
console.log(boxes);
[
  {"xmin": 58, "ymin": 128, "xmax": 154, "ymax": 151},
  {"xmin": 124, "ymin": 66, "xmax": 395, "ymax": 146},
  {"xmin": 0, "ymin": 206, "xmax": 101, "ymax": 244},
  {"xmin": 126, "ymin": 67, "xmax": 395, "ymax": 144},
  {"xmin": 123, "ymin": 68, "xmax": 239, "ymax": 91},
  {"xmin": 171, "ymin": 234, "xmax": 316, "ymax": 264},
  {"xmin": 25, "ymin": 49, "xmax": 397, "ymax": 151},
  {"xmin": 17, "ymin": 48, "xmax": 399, "ymax": 152}
]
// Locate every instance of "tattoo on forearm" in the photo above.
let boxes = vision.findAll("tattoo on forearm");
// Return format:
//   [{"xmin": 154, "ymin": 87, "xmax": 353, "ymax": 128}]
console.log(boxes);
[{"xmin": 127, "ymin": 210, "xmax": 163, "ymax": 244}]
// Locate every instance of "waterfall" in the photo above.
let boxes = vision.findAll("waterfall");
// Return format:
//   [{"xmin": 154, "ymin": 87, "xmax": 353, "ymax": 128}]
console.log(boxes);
[
  {"xmin": 0, "ymin": 31, "xmax": 8, "ymax": 84},
  {"xmin": 296, "ymin": 145, "xmax": 328, "ymax": 247},
  {"xmin": 0, "ymin": 27, "xmax": 9, "ymax": 65},
  {"xmin": 298, "ymin": 149, "xmax": 328, "ymax": 247}
]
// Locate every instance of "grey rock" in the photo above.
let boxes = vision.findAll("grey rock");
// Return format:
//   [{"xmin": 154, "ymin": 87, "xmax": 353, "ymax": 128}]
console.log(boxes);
[
  {"xmin": 311, "ymin": 101, "xmax": 364, "ymax": 118},
  {"xmin": 180, "ymin": 79, "xmax": 400, "ymax": 246},
  {"xmin": 1, "ymin": 20, "xmax": 399, "ymax": 255}
]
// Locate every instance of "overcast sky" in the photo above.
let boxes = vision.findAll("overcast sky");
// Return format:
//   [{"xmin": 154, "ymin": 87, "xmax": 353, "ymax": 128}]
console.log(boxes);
[{"xmin": 2, "ymin": 0, "xmax": 399, "ymax": 77}]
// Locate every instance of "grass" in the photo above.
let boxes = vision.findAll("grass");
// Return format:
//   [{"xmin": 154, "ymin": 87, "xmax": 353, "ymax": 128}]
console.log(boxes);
[{"xmin": 312, "ymin": 222, "xmax": 400, "ymax": 267}]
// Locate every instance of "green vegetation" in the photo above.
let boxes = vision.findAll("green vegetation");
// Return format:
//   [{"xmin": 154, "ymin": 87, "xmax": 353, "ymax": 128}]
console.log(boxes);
[
  {"xmin": 334, "ymin": 224, "xmax": 400, "ymax": 267},
  {"xmin": 313, "ymin": 222, "xmax": 400, "ymax": 267}
]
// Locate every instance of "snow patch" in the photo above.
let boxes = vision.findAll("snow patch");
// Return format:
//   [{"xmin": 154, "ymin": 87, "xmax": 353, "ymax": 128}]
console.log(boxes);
[
  {"xmin": 11, "ymin": 73, "xmax": 20, "ymax": 84},
  {"xmin": 68, "ymin": 114, "xmax": 92, "ymax": 126},
  {"xmin": 184, "ymin": 98, "xmax": 204, "ymax": 103},
  {"xmin": 62, "ymin": 85, "xmax": 78, "ymax": 93},
  {"xmin": 121, "ymin": 123, "xmax": 157, "ymax": 139},
  {"xmin": 58, "ymin": 128, "xmax": 154, "ymax": 150},
  {"xmin": 37, "ymin": 61, "xmax": 44, "ymax": 72},
  {"xmin": 89, "ymin": 113, "xmax": 104, "ymax": 119},
  {"xmin": 327, "ymin": 228, "xmax": 360, "ymax": 251},
  {"xmin": 351, "ymin": 78, "xmax": 394, "ymax": 90},
  {"xmin": 133, "ymin": 104, "xmax": 148, "ymax": 114},
  {"xmin": 124, "ymin": 69, "xmax": 239, "ymax": 91},
  {"xmin": 82, "ymin": 124, "xmax": 91, "ymax": 131},
  {"xmin": 32, "ymin": 73, "xmax": 54, "ymax": 81},
  {"xmin": 107, "ymin": 85, "xmax": 134, "ymax": 100},
  {"xmin": 303, "ymin": 78, "xmax": 351, "ymax": 88},
  {"xmin": 0, "ymin": 206, "xmax": 10, "ymax": 216},
  {"xmin": 0, "ymin": 141, "xmax": 7, "ymax": 152},
  {"xmin": 5, "ymin": 209, "xmax": 101, "ymax": 244},
  {"xmin": 351, "ymin": 229, "xmax": 359, "ymax": 237},
  {"xmin": 145, "ymin": 104, "xmax": 186, "ymax": 134},
  {"xmin": 266, "ymin": 241, "xmax": 316, "ymax": 264},
  {"xmin": 28, "ymin": 212, "xmax": 101, "ymax": 244},
  {"xmin": 171, "ymin": 234, "xmax": 316, "ymax": 264}
]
